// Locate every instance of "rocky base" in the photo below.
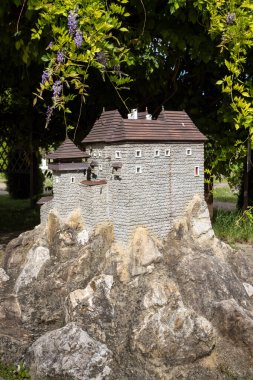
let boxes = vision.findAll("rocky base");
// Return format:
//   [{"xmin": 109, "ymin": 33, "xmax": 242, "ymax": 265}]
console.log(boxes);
[{"xmin": 1, "ymin": 195, "xmax": 253, "ymax": 379}]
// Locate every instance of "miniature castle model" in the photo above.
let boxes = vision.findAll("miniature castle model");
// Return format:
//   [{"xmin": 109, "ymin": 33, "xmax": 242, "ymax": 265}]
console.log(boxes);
[{"xmin": 40, "ymin": 109, "xmax": 207, "ymax": 241}]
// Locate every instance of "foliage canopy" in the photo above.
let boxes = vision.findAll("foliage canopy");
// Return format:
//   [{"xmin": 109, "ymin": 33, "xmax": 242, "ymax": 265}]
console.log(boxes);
[{"xmin": 1, "ymin": 0, "xmax": 253, "ymax": 184}]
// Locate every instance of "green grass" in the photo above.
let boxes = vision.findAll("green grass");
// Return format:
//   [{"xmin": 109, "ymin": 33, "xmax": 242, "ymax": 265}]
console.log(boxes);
[
  {"xmin": 0, "ymin": 362, "xmax": 30, "ymax": 380},
  {"xmin": 213, "ymin": 185, "xmax": 237, "ymax": 203},
  {"xmin": 0, "ymin": 195, "xmax": 40, "ymax": 232},
  {"xmin": 213, "ymin": 209, "xmax": 253, "ymax": 244}
]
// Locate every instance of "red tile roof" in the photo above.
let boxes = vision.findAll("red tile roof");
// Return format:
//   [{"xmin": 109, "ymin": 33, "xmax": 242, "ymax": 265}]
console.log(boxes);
[
  {"xmin": 46, "ymin": 138, "xmax": 89, "ymax": 159},
  {"xmin": 82, "ymin": 110, "xmax": 207, "ymax": 143}
]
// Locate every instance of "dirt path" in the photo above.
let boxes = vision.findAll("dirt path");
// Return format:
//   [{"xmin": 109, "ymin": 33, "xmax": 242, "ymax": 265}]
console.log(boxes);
[
  {"xmin": 0, "ymin": 179, "xmax": 7, "ymax": 195},
  {"xmin": 213, "ymin": 200, "xmax": 236, "ymax": 211}
]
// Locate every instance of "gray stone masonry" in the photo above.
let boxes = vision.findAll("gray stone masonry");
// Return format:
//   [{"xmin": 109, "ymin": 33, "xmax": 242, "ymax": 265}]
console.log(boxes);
[
  {"xmin": 79, "ymin": 142, "xmax": 204, "ymax": 241},
  {"xmin": 41, "ymin": 171, "xmax": 84, "ymax": 223},
  {"xmin": 41, "ymin": 142, "xmax": 204, "ymax": 242}
]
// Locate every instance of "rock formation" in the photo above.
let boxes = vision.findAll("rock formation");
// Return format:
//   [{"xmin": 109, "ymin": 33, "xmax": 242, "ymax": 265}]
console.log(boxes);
[{"xmin": 1, "ymin": 195, "xmax": 253, "ymax": 379}]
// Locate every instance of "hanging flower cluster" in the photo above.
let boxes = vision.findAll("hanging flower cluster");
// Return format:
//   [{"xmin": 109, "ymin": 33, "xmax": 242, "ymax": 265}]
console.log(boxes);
[
  {"xmin": 32, "ymin": 0, "xmax": 131, "ymax": 127},
  {"xmin": 67, "ymin": 10, "xmax": 83, "ymax": 48},
  {"xmin": 56, "ymin": 50, "xmax": 65, "ymax": 63},
  {"xmin": 52, "ymin": 81, "xmax": 63, "ymax": 98},
  {"xmin": 67, "ymin": 10, "xmax": 78, "ymax": 35},
  {"xmin": 226, "ymin": 12, "xmax": 236, "ymax": 25},
  {"xmin": 41, "ymin": 71, "xmax": 49, "ymax": 84},
  {"xmin": 74, "ymin": 30, "xmax": 83, "ymax": 48}
]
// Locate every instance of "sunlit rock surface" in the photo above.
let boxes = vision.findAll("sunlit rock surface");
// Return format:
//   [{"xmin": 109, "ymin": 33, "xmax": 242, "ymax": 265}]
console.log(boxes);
[{"xmin": 1, "ymin": 196, "xmax": 253, "ymax": 379}]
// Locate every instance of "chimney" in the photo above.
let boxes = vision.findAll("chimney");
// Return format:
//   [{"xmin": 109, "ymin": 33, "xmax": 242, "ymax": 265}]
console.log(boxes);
[
  {"xmin": 127, "ymin": 108, "xmax": 138, "ymax": 119},
  {"xmin": 145, "ymin": 107, "xmax": 152, "ymax": 120}
]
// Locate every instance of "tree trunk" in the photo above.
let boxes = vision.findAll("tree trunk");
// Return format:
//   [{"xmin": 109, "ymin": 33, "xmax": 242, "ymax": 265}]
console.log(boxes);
[
  {"xmin": 243, "ymin": 135, "xmax": 252, "ymax": 211},
  {"xmin": 204, "ymin": 172, "xmax": 214, "ymax": 220}
]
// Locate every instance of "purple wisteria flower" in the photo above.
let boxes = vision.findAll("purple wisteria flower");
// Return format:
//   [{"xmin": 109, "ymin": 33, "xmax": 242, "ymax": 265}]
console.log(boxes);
[
  {"xmin": 52, "ymin": 80, "xmax": 63, "ymax": 97},
  {"xmin": 46, "ymin": 106, "xmax": 53, "ymax": 124},
  {"xmin": 74, "ymin": 30, "xmax": 83, "ymax": 48},
  {"xmin": 226, "ymin": 12, "xmax": 236, "ymax": 25},
  {"xmin": 46, "ymin": 41, "xmax": 53, "ymax": 50},
  {"xmin": 41, "ymin": 71, "xmax": 49, "ymax": 84},
  {"xmin": 57, "ymin": 50, "xmax": 65, "ymax": 63},
  {"xmin": 68, "ymin": 10, "xmax": 78, "ymax": 36},
  {"xmin": 96, "ymin": 51, "xmax": 107, "ymax": 69},
  {"xmin": 114, "ymin": 64, "xmax": 121, "ymax": 74}
]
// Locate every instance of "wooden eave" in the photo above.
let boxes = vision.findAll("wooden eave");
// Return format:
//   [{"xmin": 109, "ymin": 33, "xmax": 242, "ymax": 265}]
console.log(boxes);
[{"xmin": 48, "ymin": 162, "xmax": 89, "ymax": 171}]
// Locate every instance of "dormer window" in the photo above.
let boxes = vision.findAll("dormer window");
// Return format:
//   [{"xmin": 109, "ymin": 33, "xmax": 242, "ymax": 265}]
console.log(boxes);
[
  {"xmin": 154, "ymin": 149, "xmax": 160, "ymax": 157},
  {"xmin": 93, "ymin": 152, "xmax": 97, "ymax": 157},
  {"xmin": 98, "ymin": 150, "xmax": 102, "ymax": 157},
  {"xmin": 115, "ymin": 151, "xmax": 121, "ymax": 159},
  {"xmin": 135, "ymin": 150, "xmax": 142, "ymax": 158},
  {"xmin": 186, "ymin": 148, "xmax": 192, "ymax": 156},
  {"xmin": 165, "ymin": 149, "xmax": 170, "ymax": 157}
]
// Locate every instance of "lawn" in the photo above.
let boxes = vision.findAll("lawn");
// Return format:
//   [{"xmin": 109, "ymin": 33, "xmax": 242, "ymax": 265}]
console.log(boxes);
[
  {"xmin": 213, "ymin": 209, "xmax": 253, "ymax": 245},
  {"xmin": 211, "ymin": 181, "xmax": 253, "ymax": 244},
  {"xmin": 213, "ymin": 180, "xmax": 237, "ymax": 203},
  {"xmin": 0, "ymin": 195, "xmax": 40, "ymax": 233}
]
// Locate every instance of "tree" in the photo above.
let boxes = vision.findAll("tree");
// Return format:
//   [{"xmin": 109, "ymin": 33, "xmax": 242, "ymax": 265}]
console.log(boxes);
[
  {"xmin": 29, "ymin": 0, "xmax": 132, "ymax": 132},
  {"xmin": 119, "ymin": 0, "xmax": 253, "ymax": 207},
  {"xmin": 1, "ymin": 0, "xmax": 253, "ymax": 208}
]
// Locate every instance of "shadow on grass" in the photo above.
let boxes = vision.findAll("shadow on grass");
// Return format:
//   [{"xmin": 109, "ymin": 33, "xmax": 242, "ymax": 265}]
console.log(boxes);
[{"xmin": 0, "ymin": 194, "xmax": 40, "ymax": 239}]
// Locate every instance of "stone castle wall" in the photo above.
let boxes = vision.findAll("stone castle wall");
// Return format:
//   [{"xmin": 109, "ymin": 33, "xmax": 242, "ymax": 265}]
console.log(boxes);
[
  {"xmin": 79, "ymin": 182, "xmax": 109, "ymax": 229},
  {"xmin": 40, "ymin": 172, "xmax": 84, "ymax": 223},
  {"xmin": 84, "ymin": 142, "xmax": 204, "ymax": 241},
  {"xmin": 41, "ymin": 142, "xmax": 204, "ymax": 242}
]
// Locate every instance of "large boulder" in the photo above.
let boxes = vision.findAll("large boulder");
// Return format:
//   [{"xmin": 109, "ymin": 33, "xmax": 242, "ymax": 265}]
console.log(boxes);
[
  {"xmin": 1, "ymin": 197, "xmax": 253, "ymax": 379},
  {"xmin": 29, "ymin": 322, "xmax": 112, "ymax": 380}
]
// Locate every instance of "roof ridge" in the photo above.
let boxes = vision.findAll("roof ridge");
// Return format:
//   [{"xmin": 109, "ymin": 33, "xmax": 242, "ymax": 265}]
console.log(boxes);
[{"xmin": 82, "ymin": 109, "xmax": 207, "ymax": 143}]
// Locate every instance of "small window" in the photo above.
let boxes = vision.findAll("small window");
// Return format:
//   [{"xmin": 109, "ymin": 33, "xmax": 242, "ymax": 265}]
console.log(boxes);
[
  {"xmin": 135, "ymin": 150, "xmax": 142, "ymax": 158},
  {"xmin": 165, "ymin": 149, "xmax": 170, "ymax": 157},
  {"xmin": 154, "ymin": 149, "xmax": 160, "ymax": 157},
  {"xmin": 136, "ymin": 165, "xmax": 142, "ymax": 173},
  {"xmin": 93, "ymin": 152, "xmax": 97, "ymax": 157},
  {"xmin": 115, "ymin": 151, "xmax": 121, "ymax": 159},
  {"xmin": 186, "ymin": 148, "xmax": 192, "ymax": 156},
  {"xmin": 99, "ymin": 164, "xmax": 103, "ymax": 171},
  {"xmin": 71, "ymin": 177, "xmax": 75, "ymax": 183},
  {"xmin": 98, "ymin": 150, "xmax": 102, "ymax": 157},
  {"xmin": 194, "ymin": 166, "xmax": 200, "ymax": 177},
  {"xmin": 55, "ymin": 177, "xmax": 60, "ymax": 184}
]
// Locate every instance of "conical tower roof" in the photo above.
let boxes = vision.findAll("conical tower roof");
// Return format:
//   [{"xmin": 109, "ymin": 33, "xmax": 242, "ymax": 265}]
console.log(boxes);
[{"xmin": 46, "ymin": 137, "xmax": 89, "ymax": 160}]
